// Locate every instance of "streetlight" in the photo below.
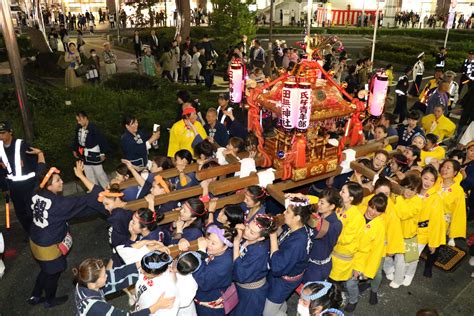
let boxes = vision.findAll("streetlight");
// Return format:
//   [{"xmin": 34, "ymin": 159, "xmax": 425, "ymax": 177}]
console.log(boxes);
[
  {"xmin": 265, "ymin": 0, "xmax": 274, "ymax": 76},
  {"xmin": 115, "ymin": 0, "xmax": 120, "ymax": 41},
  {"xmin": 370, "ymin": 0, "xmax": 380, "ymax": 63},
  {"xmin": 444, "ymin": 0, "xmax": 456, "ymax": 48},
  {"xmin": 307, "ymin": 0, "xmax": 312, "ymax": 36},
  {"xmin": 0, "ymin": 0, "xmax": 34, "ymax": 141}
]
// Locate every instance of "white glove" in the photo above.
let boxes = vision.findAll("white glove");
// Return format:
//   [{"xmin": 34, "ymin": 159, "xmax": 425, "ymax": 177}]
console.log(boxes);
[{"xmin": 448, "ymin": 238, "xmax": 455, "ymax": 247}]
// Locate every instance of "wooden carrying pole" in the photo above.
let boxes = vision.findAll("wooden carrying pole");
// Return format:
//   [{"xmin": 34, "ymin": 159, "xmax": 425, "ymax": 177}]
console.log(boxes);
[
  {"xmin": 120, "ymin": 152, "xmax": 255, "ymax": 189},
  {"xmin": 350, "ymin": 161, "xmax": 404, "ymax": 195},
  {"xmin": 126, "ymin": 137, "xmax": 396, "ymax": 211},
  {"xmin": 168, "ymin": 210, "xmax": 286, "ymax": 258},
  {"xmin": 158, "ymin": 192, "xmax": 247, "ymax": 226},
  {"xmin": 125, "ymin": 168, "xmax": 284, "ymax": 211}
]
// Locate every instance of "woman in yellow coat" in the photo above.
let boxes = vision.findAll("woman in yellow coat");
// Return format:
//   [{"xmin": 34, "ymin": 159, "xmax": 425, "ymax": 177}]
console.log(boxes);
[
  {"xmin": 419, "ymin": 134, "xmax": 446, "ymax": 167},
  {"xmin": 367, "ymin": 179, "xmax": 406, "ymax": 289},
  {"xmin": 391, "ymin": 173, "xmax": 423, "ymax": 288},
  {"xmin": 344, "ymin": 193, "xmax": 387, "ymax": 313},
  {"xmin": 358, "ymin": 178, "xmax": 405, "ymax": 256},
  {"xmin": 329, "ymin": 182, "xmax": 365, "ymax": 283},
  {"xmin": 439, "ymin": 159, "xmax": 467, "ymax": 245},
  {"xmin": 404, "ymin": 165, "xmax": 446, "ymax": 285}
]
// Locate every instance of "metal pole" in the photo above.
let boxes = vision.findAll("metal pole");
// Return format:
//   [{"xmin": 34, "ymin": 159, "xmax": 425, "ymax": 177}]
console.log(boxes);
[
  {"xmin": 307, "ymin": 0, "xmax": 312, "ymax": 36},
  {"xmin": 370, "ymin": 0, "xmax": 379, "ymax": 63},
  {"xmin": 0, "ymin": 0, "xmax": 34, "ymax": 141},
  {"xmin": 164, "ymin": 0, "xmax": 167, "ymax": 27},
  {"xmin": 269, "ymin": 0, "xmax": 274, "ymax": 45},
  {"xmin": 361, "ymin": 0, "xmax": 365, "ymax": 27},
  {"xmin": 444, "ymin": 26, "xmax": 450, "ymax": 48},
  {"xmin": 265, "ymin": 0, "xmax": 274, "ymax": 76},
  {"xmin": 115, "ymin": 0, "xmax": 120, "ymax": 41}
]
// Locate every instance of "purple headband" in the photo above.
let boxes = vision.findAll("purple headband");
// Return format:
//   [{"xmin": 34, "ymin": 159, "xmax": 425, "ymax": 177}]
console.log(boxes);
[{"xmin": 207, "ymin": 225, "xmax": 233, "ymax": 248}]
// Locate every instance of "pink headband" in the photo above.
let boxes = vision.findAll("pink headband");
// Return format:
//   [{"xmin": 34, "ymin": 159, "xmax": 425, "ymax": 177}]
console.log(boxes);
[{"xmin": 206, "ymin": 225, "xmax": 233, "ymax": 248}]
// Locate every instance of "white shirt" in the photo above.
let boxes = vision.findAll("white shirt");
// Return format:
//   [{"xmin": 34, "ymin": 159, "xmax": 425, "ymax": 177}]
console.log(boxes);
[
  {"xmin": 459, "ymin": 121, "xmax": 474, "ymax": 146},
  {"xmin": 135, "ymin": 270, "xmax": 179, "ymax": 316},
  {"xmin": 176, "ymin": 273, "xmax": 198, "ymax": 316}
]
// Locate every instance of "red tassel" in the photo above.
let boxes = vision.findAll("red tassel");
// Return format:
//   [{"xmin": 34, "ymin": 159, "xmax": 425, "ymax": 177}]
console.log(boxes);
[
  {"xmin": 350, "ymin": 117, "xmax": 364, "ymax": 147},
  {"xmin": 293, "ymin": 136, "xmax": 307, "ymax": 168}
]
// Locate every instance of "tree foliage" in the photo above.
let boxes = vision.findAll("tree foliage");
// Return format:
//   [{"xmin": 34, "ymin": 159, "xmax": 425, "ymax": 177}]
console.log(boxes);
[
  {"xmin": 210, "ymin": 0, "xmax": 256, "ymax": 46},
  {"xmin": 129, "ymin": 0, "xmax": 160, "ymax": 27}
]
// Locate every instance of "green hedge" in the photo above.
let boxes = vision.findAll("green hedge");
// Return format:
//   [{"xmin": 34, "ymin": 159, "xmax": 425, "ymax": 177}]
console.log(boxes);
[
  {"xmin": 365, "ymin": 39, "xmax": 468, "ymax": 72},
  {"xmin": 0, "ymin": 74, "xmax": 219, "ymax": 180},
  {"xmin": 256, "ymin": 26, "xmax": 474, "ymax": 42}
]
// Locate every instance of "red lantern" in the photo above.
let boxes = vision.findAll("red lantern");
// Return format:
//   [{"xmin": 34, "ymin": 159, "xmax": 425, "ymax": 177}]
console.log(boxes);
[
  {"xmin": 281, "ymin": 82, "xmax": 298, "ymax": 130},
  {"xmin": 229, "ymin": 63, "xmax": 244, "ymax": 103},
  {"xmin": 368, "ymin": 71, "xmax": 388, "ymax": 117},
  {"xmin": 296, "ymin": 82, "xmax": 312, "ymax": 130}
]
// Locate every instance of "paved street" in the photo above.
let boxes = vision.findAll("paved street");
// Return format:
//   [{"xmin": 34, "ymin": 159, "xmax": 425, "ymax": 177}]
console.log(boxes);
[{"xmin": 1, "ymin": 208, "xmax": 474, "ymax": 315}]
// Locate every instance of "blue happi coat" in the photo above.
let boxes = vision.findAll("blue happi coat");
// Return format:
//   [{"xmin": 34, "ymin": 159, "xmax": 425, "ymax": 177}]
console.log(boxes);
[
  {"xmin": 232, "ymin": 240, "xmax": 270, "ymax": 316},
  {"xmin": 303, "ymin": 212, "xmax": 342, "ymax": 283},
  {"xmin": 193, "ymin": 249, "xmax": 233, "ymax": 316},
  {"xmin": 266, "ymin": 225, "xmax": 312, "ymax": 304},
  {"xmin": 30, "ymin": 185, "xmax": 104, "ymax": 274}
]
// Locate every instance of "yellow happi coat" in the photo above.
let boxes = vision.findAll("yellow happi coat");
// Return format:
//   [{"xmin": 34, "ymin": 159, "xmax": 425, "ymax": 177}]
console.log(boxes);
[
  {"xmin": 417, "ymin": 186, "xmax": 446, "ymax": 248},
  {"xmin": 358, "ymin": 194, "xmax": 404, "ymax": 255},
  {"xmin": 421, "ymin": 114, "xmax": 456, "ymax": 142},
  {"xmin": 419, "ymin": 146, "xmax": 446, "ymax": 167},
  {"xmin": 353, "ymin": 215, "xmax": 386, "ymax": 279},
  {"xmin": 394, "ymin": 194, "xmax": 423, "ymax": 239},
  {"xmin": 167, "ymin": 119, "xmax": 207, "ymax": 157},
  {"xmin": 439, "ymin": 180, "xmax": 467, "ymax": 239},
  {"xmin": 329, "ymin": 205, "xmax": 365, "ymax": 281}
]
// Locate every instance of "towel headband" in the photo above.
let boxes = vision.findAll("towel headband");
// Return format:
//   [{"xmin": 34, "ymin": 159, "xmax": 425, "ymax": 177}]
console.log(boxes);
[
  {"xmin": 154, "ymin": 175, "xmax": 170, "ymax": 193},
  {"xmin": 300, "ymin": 281, "xmax": 333, "ymax": 301},
  {"xmin": 142, "ymin": 251, "xmax": 172, "ymax": 270},
  {"xmin": 98, "ymin": 190, "xmax": 124, "ymax": 202},
  {"xmin": 40, "ymin": 167, "xmax": 61, "ymax": 189},
  {"xmin": 207, "ymin": 225, "xmax": 233, "ymax": 248}
]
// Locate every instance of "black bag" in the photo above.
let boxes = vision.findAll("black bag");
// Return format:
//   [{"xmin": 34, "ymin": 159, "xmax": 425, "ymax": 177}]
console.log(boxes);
[{"xmin": 74, "ymin": 65, "xmax": 88, "ymax": 77}]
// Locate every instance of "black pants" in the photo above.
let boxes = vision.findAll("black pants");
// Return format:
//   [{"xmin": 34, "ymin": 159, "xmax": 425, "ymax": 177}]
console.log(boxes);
[
  {"xmin": 394, "ymin": 94, "xmax": 408, "ymax": 122},
  {"xmin": 134, "ymin": 46, "xmax": 141, "ymax": 60},
  {"xmin": 162, "ymin": 70, "xmax": 174, "ymax": 82},
  {"xmin": 409, "ymin": 75, "xmax": 423, "ymax": 96},
  {"xmin": 8, "ymin": 178, "xmax": 36, "ymax": 234},
  {"xmin": 203, "ymin": 70, "xmax": 214, "ymax": 89},
  {"xmin": 32, "ymin": 270, "xmax": 62, "ymax": 303},
  {"xmin": 182, "ymin": 67, "xmax": 190, "ymax": 83},
  {"xmin": 423, "ymin": 246, "xmax": 439, "ymax": 276}
]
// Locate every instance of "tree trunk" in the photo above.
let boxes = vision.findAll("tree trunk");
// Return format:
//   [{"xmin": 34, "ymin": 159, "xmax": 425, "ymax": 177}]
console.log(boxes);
[
  {"xmin": 177, "ymin": 0, "xmax": 191, "ymax": 40},
  {"xmin": 198, "ymin": 0, "xmax": 206, "ymax": 10}
]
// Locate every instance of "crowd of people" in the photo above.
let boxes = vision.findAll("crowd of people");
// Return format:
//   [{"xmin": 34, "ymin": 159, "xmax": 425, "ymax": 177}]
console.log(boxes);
[
  {"xmin": 395, "ymin": 11, "xmax": 474, "ymax": 29},
  {"xmin": 2, "ymin": 22, "xmax": 474, "ymax": 316}
]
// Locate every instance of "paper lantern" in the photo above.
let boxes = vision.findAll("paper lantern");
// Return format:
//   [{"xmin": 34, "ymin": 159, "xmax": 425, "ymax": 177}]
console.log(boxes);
[
  {"xmin": 296, "ymin": 82, "xmax": 312, "ymax": 130},
  {"xmin": 229, "ymin": 63, "xmax": 244, "ymax": 103},
  {"xmin": 281, "ymin": 82, "xmax": 298, "ymax": 130},
  {"xmin": 368, "ymin": 71, "xmax": 388, "ymax": 117}
]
